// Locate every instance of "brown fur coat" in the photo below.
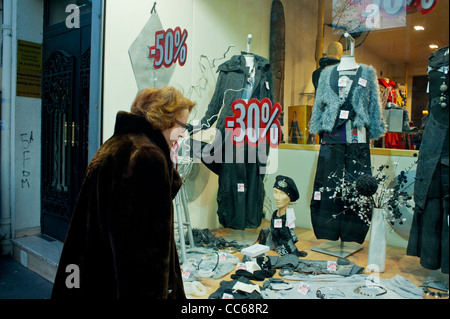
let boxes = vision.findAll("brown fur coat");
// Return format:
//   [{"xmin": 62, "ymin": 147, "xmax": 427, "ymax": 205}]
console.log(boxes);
[{"xmin": 51, "ymin": 111, "xmax": 185, "ymax": 299}]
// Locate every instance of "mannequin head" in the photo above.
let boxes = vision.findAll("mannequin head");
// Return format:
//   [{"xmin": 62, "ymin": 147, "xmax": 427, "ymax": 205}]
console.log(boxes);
[
  {"xmin": 273, "ymin": 187, "xmax": 291, "ymax": 211},
  {"xmin": 326, "ymin": 41, "xmax": 344, "ymax": 60},
  {"xmin": 273, "ymin": 175, "xmax": 299, "ymax": 215}
]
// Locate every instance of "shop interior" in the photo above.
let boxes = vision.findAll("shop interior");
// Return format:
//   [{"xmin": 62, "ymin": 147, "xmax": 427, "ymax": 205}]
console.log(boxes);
[{"xmin": 171, "ymin": 0, "xmax": 449, "ymax": 299}]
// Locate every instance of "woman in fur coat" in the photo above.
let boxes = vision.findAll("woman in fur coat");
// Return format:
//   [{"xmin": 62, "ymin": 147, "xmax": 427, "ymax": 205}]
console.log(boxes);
[{"xmin": 51, "ymin": 87, "xmax": 195, "ymax": 299}]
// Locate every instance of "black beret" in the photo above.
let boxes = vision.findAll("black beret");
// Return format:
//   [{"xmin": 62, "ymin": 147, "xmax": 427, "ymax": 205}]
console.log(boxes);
[{"xmin": 273, "ymin": 175, "xmax": 299, "ymax": 202}]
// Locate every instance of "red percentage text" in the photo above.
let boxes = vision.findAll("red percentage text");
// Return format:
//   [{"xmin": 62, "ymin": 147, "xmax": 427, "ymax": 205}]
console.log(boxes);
[
  {"xmin": 225, "ymin": 98, "xmax": 282, "ymax": 148},
  {"xmin": 149, "ymin": 27, "xmax": 188, "ymax": 69}
]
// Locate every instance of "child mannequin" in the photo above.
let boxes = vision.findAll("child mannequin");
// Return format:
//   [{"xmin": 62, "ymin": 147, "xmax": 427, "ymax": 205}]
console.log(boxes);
[{"xmin": 258, "ymin": 175, "xmax": 307, "ymax": 257}]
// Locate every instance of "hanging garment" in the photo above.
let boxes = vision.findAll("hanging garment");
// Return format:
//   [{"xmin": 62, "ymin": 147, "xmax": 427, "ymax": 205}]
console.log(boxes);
[
  {"xmin": 309, "ymin": 64, "xmax": 385, "ymax": 244},
  {"xmin": 407, "ymin": 46, "xmax": 449, "ymax": 274},
  {"xmin": 194, "ymin": 53, "xmax": 274, "ymax": 230}
]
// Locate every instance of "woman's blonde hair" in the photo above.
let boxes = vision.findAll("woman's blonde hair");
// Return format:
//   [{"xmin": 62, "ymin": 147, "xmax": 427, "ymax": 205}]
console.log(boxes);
[{"xmin": 130, "ymin": 87, "xmax": 195, "ymax": 130}]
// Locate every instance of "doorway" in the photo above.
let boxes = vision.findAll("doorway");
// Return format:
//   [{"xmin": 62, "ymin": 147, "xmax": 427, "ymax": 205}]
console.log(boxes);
[{"xmin": 40, "ymin": 2, "xmax": 92, "ymax": 242}]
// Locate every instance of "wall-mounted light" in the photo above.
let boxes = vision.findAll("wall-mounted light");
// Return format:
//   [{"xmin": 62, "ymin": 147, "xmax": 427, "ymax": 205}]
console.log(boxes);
[
  {"xmin": 414, "ymin": 25, "xmax": 425, "ymax": 31},
  {"xmin": 429, "ymin": 44, "xmax": 439, "ymax": 49}
]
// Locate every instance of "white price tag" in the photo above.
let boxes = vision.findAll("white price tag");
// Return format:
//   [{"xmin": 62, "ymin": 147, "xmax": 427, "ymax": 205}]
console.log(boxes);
[
  {"xmin": 338, "ymin": 77, "xmax": 348, "ymax": 87},
  {"xmin": 182, "ymin": 269, "xmax": 191, "ymax": 279},
  {"xmin": 274, "ymin": 219, "xmax": 283, "ymax": 228},
  {"xmin": 327, "ymin": 261, "xmax": 337, "ymax": 272},
  {"xmin": 219, "ymin": 252, "xmax": 227, "ymax": 261},
  {"xmin": 339, "ymin": 110, "xmax": 349, "ymax": 119},
  {"xmin": 286, "ymin": 207, "xmax": 296, "ymax": 229},
  {"xmin": 236, "ymin": 262, "xmax": 246, "ymax": 271},
  {"xmin": 297, "ymin": 282, "xmax": 310, "ymax": 295},
  {"xmin": 314, "ymin": 191, "xmax": 321, "ymax": 201},
  {"xmin": 358, "ymin": 78, "xmax": 368, "ymax": 87},
  {"xmin": 237, "ymin": 183, "xmax": 245, "ymax": 192},
  {"xmin": 222, "ymin": 293, "xmax": 234, "ymax": 299}
]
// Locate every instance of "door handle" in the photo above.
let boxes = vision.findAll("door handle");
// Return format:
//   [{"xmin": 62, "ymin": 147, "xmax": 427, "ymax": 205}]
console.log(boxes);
[
  {"xmin": 71, "ymin": 122, "xmax": 78, "ymax": 147},
  {"xmin": 64, "ymin": 121, "xmax": 68, "ymax": 146}
]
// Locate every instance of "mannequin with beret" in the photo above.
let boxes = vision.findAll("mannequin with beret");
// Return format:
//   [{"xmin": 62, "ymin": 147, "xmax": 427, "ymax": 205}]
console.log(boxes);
[{"xmin": 257, "ymin": 176, "xmax": 307, "ymax": 257}]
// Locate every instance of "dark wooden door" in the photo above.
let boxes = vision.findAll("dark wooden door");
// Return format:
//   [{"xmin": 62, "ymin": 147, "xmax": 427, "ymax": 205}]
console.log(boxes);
[{"xmin": 41, "ymin": 12, "xmax": 91, "ymax": 242}]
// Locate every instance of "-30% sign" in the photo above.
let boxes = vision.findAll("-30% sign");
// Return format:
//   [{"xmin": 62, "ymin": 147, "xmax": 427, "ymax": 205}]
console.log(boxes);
[
  {"xmin": 149, "ymin": 27, "xmax": 188, "ymax": 69},
  {"xmin": 225, "ymin": 98, "xmax": 282, "ymax": 148}
]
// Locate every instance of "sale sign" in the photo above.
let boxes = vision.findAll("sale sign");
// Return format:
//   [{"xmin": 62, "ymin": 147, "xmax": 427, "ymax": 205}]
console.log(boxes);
[
  {"xmin": 149, "ymin": 27, "xmax": 188, "ymax": 69},
  {"xmin": 225, "ymin": 98, "xmax": 282, "ymax": 148}
]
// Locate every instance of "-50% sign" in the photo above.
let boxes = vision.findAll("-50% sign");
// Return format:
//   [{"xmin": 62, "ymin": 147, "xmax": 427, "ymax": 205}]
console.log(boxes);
[
  {"xmin": 149, "ymin": 27, "xmax": 188, "ymax": 69},
  {"xmin": 225, "ymin": 98, "xmax": 282, "ymax": 148}
]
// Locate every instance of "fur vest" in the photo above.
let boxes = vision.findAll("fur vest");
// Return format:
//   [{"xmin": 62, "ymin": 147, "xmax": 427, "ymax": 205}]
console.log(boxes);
[
  {"xmin": 309, "ymin": 64, "xmax": 386, "ymax": 139},
  {"xmin": 52, "ymin": 111, "xmax": 184, "ymax": 299}
]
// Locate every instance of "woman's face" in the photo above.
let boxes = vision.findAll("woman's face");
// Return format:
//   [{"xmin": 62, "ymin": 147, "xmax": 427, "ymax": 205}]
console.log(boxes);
[
  {"xmin": 163, "ymin": 108, "xmax": 190, "ymax": 146},
  {"xmin": 273, "ymin": 187, "xmax": 291, "ymax": 209}
]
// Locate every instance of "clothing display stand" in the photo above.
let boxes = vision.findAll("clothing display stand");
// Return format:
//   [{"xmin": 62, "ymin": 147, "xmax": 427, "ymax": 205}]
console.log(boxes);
[
  {"xmin": 311, "ymin": 240, "xmax": 363, "ymax": 258},
  {"xmin": 174, "ymin": 156, "xmax": 195, "ymax": 264},
  {"xmin": 311, "ymin": 32, "xmax": 364, "ymax": 258},
  {"xmin": 223, "ymin": 34, "xmax": 258, "ymax": 247}
]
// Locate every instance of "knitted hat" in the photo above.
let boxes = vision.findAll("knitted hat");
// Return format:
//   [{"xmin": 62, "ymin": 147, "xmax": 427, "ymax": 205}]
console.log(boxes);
[{"xmin": 273, "ymin": 175, "xmax": 299, "ymax": 202}]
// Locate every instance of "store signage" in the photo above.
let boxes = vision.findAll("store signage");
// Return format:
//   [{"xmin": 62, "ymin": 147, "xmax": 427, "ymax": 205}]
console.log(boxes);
[
  {"xmin": 17, "ymin": 40, "xmax": 42, "ymax": 98},
  {"xmin": 406, "ymin": 0, "xmax": 439, "ymax": 14},
  {"xmin": 349, "ymin": 0, "xmax": 439, "ymax": 18},
  {"xmin": 342, "ymin": 0, "xmax": 438, "ymax": 31},
  {"xmin": 149, "ymin": 27, "xmax": 188, "ymax": 69},
  {"xmin": 225, "ymin": 98, "xmax": 282, "ymax": 148}
]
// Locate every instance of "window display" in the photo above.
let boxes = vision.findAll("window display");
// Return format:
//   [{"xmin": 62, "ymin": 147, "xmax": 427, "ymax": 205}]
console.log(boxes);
[
  {"xmin": 102, "ymin": 0, "xmax": 448, "ymax": 302},
  {"xmin": 190, "ymin": 52, "xmax": 274, "ymax": 230},
  {"xmin": 7, "ymin": 0, "xmax": 449, "ymax": 304}
]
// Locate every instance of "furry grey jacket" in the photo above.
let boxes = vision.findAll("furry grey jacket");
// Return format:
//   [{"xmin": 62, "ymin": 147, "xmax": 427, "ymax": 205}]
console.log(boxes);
[{"xmin": 309, "ymin": 64, "xmax": 386, "ymax": 139}]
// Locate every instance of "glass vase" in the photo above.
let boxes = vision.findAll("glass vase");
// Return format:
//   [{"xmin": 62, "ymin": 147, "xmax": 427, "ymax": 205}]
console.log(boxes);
[{"xmin": 367, "ymin": 208, "xmax": 387, "ymax": 273}]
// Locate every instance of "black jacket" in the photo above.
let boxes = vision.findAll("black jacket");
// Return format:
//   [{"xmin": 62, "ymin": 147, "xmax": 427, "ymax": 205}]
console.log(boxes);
[
  {"xmin": 194, "ymin": 53, "xmax": 274, "ymax": 230},
  {"xmin": 200, "ymin": 53, "xmax": 274, "ymax": 133},
  {"xmin": 312, "ymin": 56, "xmax": 341, "ymax": 92}
]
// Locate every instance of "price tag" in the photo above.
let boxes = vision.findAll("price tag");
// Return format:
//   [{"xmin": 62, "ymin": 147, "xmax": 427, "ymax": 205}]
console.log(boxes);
[
  {"xmin": 236, "ymin": 262, "xmax": 246, "ymax": 271},
  {"xmin": 274, "ymin": 219, "xmax": 283, "ymax": 228},
  {"xmin": 327, "ymin": 261, "xmax": 337, "ymax": 272},
  {"xmin": 237, "ymin": 183, "xmax": 245, "ymax": 192},
  {"xmin": 286, "ymin": 207, "xmax": 296, "ymax": 229},
  {"xmin": 219, "ymin": 252, "xmax": 227, "ymax": 261},
  {"xmin": 297, "ymin": 282, "xmax": 310, "ymax": 295},
  {"xmin": 222, "ymin": 293, "xmax": 234, "ymax": 299},
  {"xmin": 182, "ymin": 269, "xmax": 191, "ymax": 279},
  {"xmin": 314, "ymin": 191, "xmax": 321, "ymax": 201},
  {"xmin": 358, "ymin": 78, "xmax": 368, "ymax": 87},
  {"xmin": 339, "ymin": 110, "xmax": 349, "ymax": 119},
  {"xmin": 338, "ymin": 77, "xmax": 348, "ymax": 87}
]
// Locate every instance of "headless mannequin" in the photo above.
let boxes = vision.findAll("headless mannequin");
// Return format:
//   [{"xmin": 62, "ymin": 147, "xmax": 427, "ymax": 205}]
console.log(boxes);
[
  {"xmin": 243, "ymin": 34, "xmax": 256, "ymax": 101},
  {"xmin": 311, "ymin": 32, "xmax": 365, "ymax": 256},
  {"xmin": 337, "ymin": 33, "xmax": 359, "ymax": 75}
]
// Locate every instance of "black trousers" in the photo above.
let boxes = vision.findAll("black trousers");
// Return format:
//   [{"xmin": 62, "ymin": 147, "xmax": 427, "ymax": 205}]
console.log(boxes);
[
  {"xmin": 407, "ymin": 161, "xmax": 449, "ymax": 274},
  {"xmin": 310, "ymin": 143, "xmax": 371, "ymax": 244}
]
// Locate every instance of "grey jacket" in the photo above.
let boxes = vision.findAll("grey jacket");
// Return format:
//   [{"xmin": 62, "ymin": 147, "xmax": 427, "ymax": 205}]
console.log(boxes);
[{"xmin": 309, "ymin": 64, "xmax": 386, "ymax": 140}]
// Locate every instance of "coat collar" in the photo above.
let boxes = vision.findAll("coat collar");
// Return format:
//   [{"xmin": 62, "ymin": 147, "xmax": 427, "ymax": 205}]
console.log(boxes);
[
  {"xmin": 113, "ymin": 111, "xmax": 171, "ymax": 162},
  {"xmin": 217, "ymin": 53, "xmax": 270, "ymax": 73}
]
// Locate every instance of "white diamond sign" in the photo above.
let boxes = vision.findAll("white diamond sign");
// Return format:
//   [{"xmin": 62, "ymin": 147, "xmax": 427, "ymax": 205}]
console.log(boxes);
[{"xmin": 128, "ymin": 12, "xmax": 175, "ymax": 90}]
